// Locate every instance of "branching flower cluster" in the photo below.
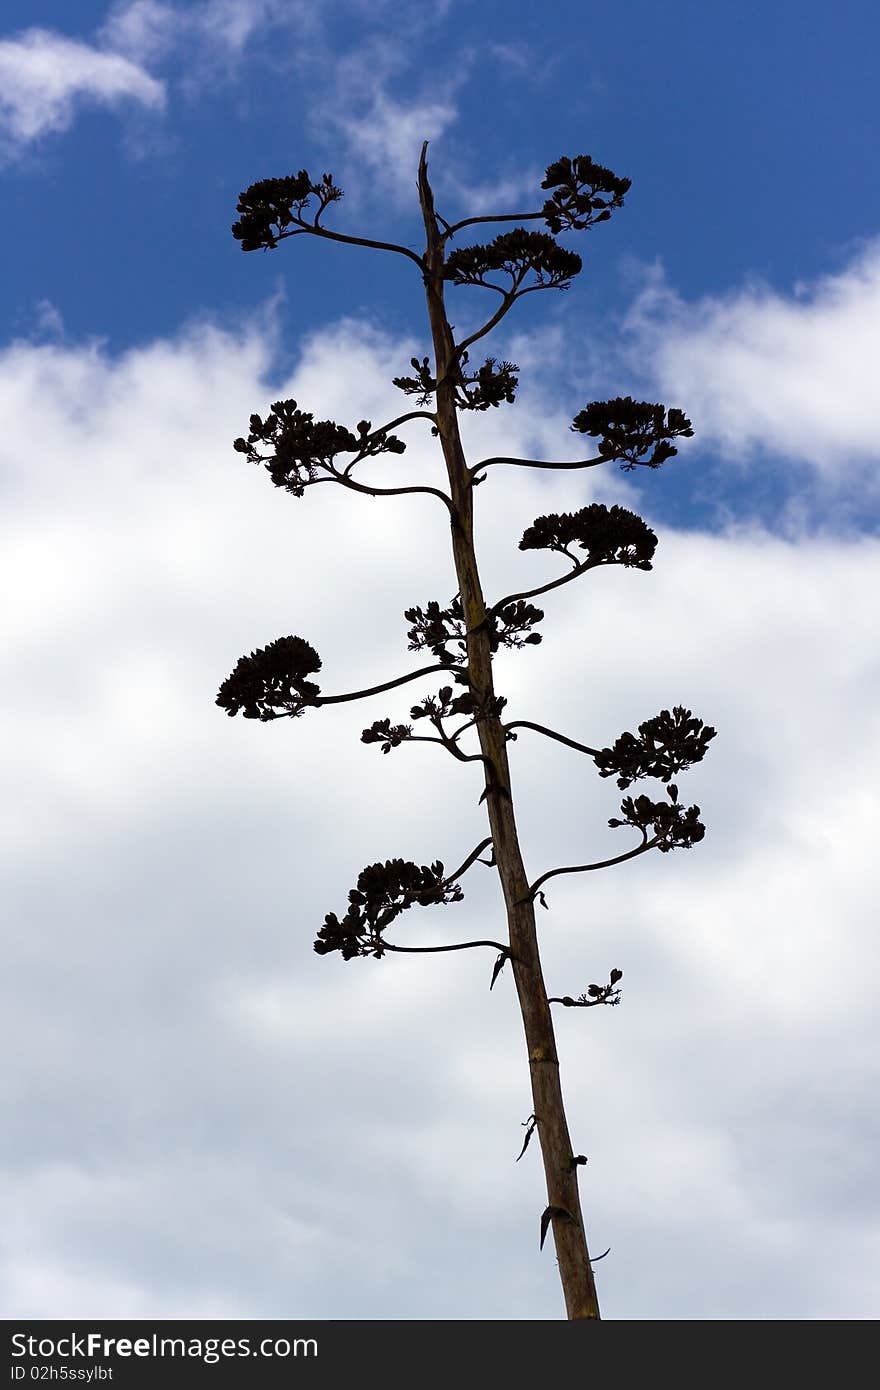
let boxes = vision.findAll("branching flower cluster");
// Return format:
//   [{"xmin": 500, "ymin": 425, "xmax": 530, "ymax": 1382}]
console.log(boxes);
[
  {"xmin": 360, "ymin": 718, "xmax": 413, "ymax": 755},
  {"xmin": 492, "ymin": 600, "xmax": 545, "ymax": 649},
  {"xmin": 405, "ymin": 597, "xmax": 467, "ymax": 665},
  {"xmin": 571, "ymin": 397, "xmax": 694, "ymax": 470},
  {"xmin": 216, "ymin": 635, "xmax": 321, "ymax": 720},
  {"xmin": 519, "ymin": 502, "xmax": 658, "ymax": 570},
  {"xmin": 232, "ymin": 172, "xmax": 343, "ymax": 251},
  {"xmin": 609, "ymin": 783, "xmax": 705, "ymax": 850},
  {"xmin": 392, "ymin": 356, "xmax": 436, "ymax": 405},
  {"xmin": 555, "ymin": 968, "xmax": 624, "ymax": 1009},
  {"xmin": 444, "ymin": 230, "xmax": 582, "ymax": 291},
  {"xmin": 233, "ymin": 400, "xmax": 406, "ymax": 497},
  {"xmin": 314, "ymin": 858, "xmax": 463, "ymax": 959},
  {"xmin": 594, "ymin": 707, "xmax": 717, "ymax": 788},
  {"xmin": 411, "ymin": 685, "xmax": 480, "ymax": 721},
  {"xmin": 392, "ymin": 352, "xmax": 518, "ymax": 412},
  {"xmin": 454, "ymin": 355, "xmax": 519, "ymax": 410},
  {"xmin": 540, "ymin": 155, "xmax": 632, "ymax": 233},
  {"xmin": 362, "ymin": 680, "xmax": 510, "ymax": 760},
  {"xmin": 405, "ymin": 595, "xmax": 543, "ymax": 662}
]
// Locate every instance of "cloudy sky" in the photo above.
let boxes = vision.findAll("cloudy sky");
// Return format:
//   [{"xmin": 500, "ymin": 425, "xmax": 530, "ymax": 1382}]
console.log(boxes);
[{"xmin": 2, "ymin": 0, "xmax": 879, "ymax": 1322}]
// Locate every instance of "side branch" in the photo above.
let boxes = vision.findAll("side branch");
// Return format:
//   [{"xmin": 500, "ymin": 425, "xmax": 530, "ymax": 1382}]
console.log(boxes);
[
  {"xmin": 315, "ymin": 663, "xmax": 465, "ymax": 708},
  {"xmin": 490, "ymin": 557, "xmax": 603, "ymax": 615},
  {"xmin": 455, "ymin": 283, "xmax": 547, "ymax": 359},
  {"xmin": 521, "ymin": 832, "xmax": 660, "ymax": 903},
  {"xmin": 376, "ymin": 733, "xmax": 485, "ymax": 765},
  {"xmin": 279, "ymin": 222, "xmax": 426, "ymax": 269},
  {"xmin": 341, "ymin": 411, "xmax": 438, "ymax": 474},
  {"xmin": 444, "ymin": 211, "xmax": 545, "ymax": 239},
  {"xmin": 469, "ymin": 452, "xmax": 605, "ymax": 478},
  {"xmin": 505, "ymin": 720, "xmax": 600, "ymax": 758},
  {"xmin": 548, "ymin": 996, "xmax": 612, "ymax": 1008},
  {"xmin": 446, "ymin": 836, "xmax": 494, "ymax": 882},
  {"xmin": 383, "ymin": 938, "xmax": 513, "ymax": 958},
  {"xmin": 429, "ymin": 715, "xmax": 492, "ymax": 769},
  {"xmin": 327, "ymin": 466, "xmax": 457, "ymax": 520}
]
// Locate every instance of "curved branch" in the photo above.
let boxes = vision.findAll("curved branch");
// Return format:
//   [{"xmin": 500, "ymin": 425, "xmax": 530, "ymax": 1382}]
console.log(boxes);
[
  {"xmin": 277, "ymin": 221, "xmax": 425, "ymax": 269},
  {"xmin": 445, "ymin": 211, "xmax": 545, "ymax": 239},
  {"xmin": 548, "ymin": 995, "xmax": 611, "ymax": 1008},
  {"xmin": 448, "ymin": 716, "xmax": 479, "ymax": 743},
  {"xmin": 445, "ymin": 836, "xmax": 494, "ymax": 882},
  {"xmin": 490, "ymin": 557, "xmax": 604, "ymax": 615},
  {"xmin": 455, "ymin": 282, "xmax": 546, "ymax": 358},
  {"xmin": 469, "ymin": 452, "xmax": 605, "ymax": 479},
  {"xmin": 327, "ymin": 466, "xmax": 457, "ymax": 520},
  {"xmin": 315, "ymin": 663, "xmax": 465, "ymax": 708},
  {"xmin": 521, "ymin": 832, "xmax": 660, "ymax": 903},
  {"xmin": 505, "ymin": 720, "xmax": 599, "ymax": 759},
  {"xmin": 341, "ymin": 410, "xmax": 438, "ymax": 475},
  {"xmin": 388, "ymin": 732, "xmax": 487, "ymax": 770},
  {"xmin": 430, "ymin": 715, "xmax": 492, "ymax": 768},
  {"xmin": 383, "ymin": 938, "xmax": 512, "ymax": 957},
  {"xmin": 454, "ymin": 290, "xmax": 516, "ymax": 357},
  {"xmin": 457, "ymin": 279, "xmax": 511, "ymax": 298}
]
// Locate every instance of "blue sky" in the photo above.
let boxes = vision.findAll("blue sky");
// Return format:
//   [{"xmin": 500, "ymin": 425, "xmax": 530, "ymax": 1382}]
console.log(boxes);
[
  {"xmin": 5, "ymin": 0, "xmax": 880, "ymax": 345},
  {"xmin": 3, "ymin": 0, "xmax": 879, "ymax": 536},
  {"xmin": 2, "ymin": 0, "xmax": 879, "ymax": 1322}
]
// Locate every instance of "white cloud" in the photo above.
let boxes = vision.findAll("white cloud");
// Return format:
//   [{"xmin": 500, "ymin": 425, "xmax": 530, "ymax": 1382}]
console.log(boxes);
[
  {"xmin": 33, "ymin": 300, "xmax": 66, "ymax": 340},
  {"xmin": 0, "ymin": 3, "xmax": 324, "ymax": 160},
  {"xmin": 0, "ymin": 4, "xmax": 476, "ymax": 198},
  {"xmin": 624, "ymin": 241, "xmax": 880, "ymax": 490},
  {"xmin": 0, "ymin": 28, "xmax": 165, "ymax": 154},
  {"xmin": 301, "ymin": 28, "xmax": 463, "ymax": 204},
  {"xmin": 98, "ymin": 0, "xmax": 315, "ymax": 66},
  {"xmin": 328, "ymin": 89, "xmax": 458, "ymax": 199},
  {"xmin": 98, "ymin": 0, "xmax": 179, "ymax": 64},
  {"xmin": 1, "ymin": 312, "xmax": 878, "ymax": 1319},
  {"xmin": 440, "ymin": 165, "xmax": 541, "ymax": 217}
]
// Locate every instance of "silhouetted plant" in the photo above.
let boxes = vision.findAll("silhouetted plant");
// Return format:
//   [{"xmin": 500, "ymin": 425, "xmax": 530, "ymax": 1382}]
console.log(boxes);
[
  {"xmin": 540, "ymin": 154, "xmax": 632, "ymax": 232},
  {"xmin": 608, "ymin": 783, "xmax": 706, "ymax": 851},
  {"xmin": 393, "ymin": 350, "xmax": 518, "ymax": 412},
  {"xmin": 314, "ymin": 858, "xmax": 464, "ymax": 960},
  {"xmin": 571, "ymin": 396, "xmax": 694, "ymax": 470},
  {"xmin": 405, "ymin": 594, "xmax": 544, "ymax": 660},
  {"xmin": 519, "ymin": 502, "xmax": 657, "ymax": 568},
  {"xmin": 443, "ymin": 229, "xmax": 582, "ymax": 289},
  {"xmin": 216, "ymin": 635, "xmax": 321, "ymax": 720},
  {"xmin": 550, "ymin": 967, "xmax": 624, "ymax": 1010},
  {"xmin": 593, "ymin": 706, "xmax": 716, "ymax": 788},
  {"xmin": 217, "ymin": 145, "xmax": 714, "ymax": 1321}
]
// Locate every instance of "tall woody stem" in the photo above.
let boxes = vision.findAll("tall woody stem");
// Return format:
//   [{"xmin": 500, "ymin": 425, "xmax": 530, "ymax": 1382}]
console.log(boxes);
[{"xmin": 417, "ymin": 143, "xmax": 601, "ymax": 1321}]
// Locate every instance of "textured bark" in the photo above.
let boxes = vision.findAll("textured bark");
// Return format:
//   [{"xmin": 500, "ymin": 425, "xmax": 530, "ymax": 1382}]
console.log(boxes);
[{"xmin": 418, "ymin": 147, "xmax": 600, "ymax": 1320}]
